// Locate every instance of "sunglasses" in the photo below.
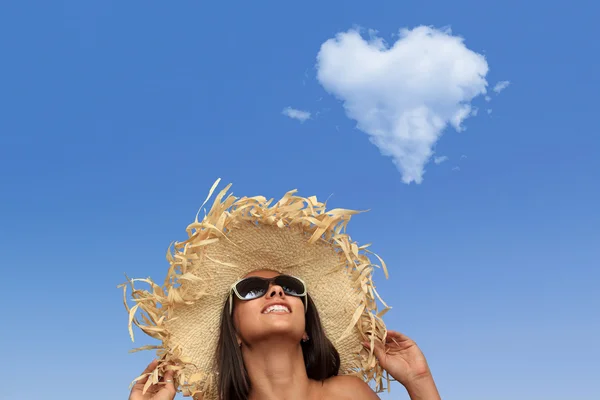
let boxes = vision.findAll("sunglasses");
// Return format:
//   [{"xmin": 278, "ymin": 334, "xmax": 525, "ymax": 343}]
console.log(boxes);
[{"xmin": 229, "ymin": 274, "xmax": 307, "ymax": 315}]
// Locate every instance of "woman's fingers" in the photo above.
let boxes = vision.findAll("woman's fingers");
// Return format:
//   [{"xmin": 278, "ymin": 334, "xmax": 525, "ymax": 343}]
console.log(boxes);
[
  {"xmin": 144, "ymin": 359, "xmax": 159, "ymax": 373},
  {"xmin": 162, "ymin": 369, "xmax": 176, "ymax": 394},
  {"xmin": 363, "ymin": 330, "xmax": 414, "ymax": 360},
  {"xmin": 386, "ymin": 330, "xmax": 404, "ymax": 338},
  {"xmin": 134, "ymin": 359, "xmax": 158, "ymax": 386},
  {"xmin": 363, "ymin": 339, "xmax": 386, "ymax": 362},
  {"xmin": 374, "ymin": 341, "xmax": 387, "ymax": 361},
  {"xmin": 386, "ymin": 330, "xmax": 411, "ymax": 342}
]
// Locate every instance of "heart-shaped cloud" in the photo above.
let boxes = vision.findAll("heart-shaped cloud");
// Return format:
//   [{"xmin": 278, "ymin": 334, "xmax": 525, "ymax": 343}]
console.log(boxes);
[{"xmin": 316, "ymin": 26, "xmax": 489, "ymax": 184}]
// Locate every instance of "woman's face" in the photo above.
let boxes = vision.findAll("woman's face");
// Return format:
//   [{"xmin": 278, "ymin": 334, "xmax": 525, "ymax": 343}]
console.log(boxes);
[{"xmin": 232, "ymin": 270, "xmax": 306, "ymax": 346}]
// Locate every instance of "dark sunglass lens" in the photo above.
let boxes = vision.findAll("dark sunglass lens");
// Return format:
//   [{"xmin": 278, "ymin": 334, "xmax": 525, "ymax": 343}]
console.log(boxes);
[
  {"xmin": 236, "ymin": 277, "xmax": 268, "ymax": 299},
  {"xmin": 276, "ymin": 276, "xmax": 304, "ymax": 296}
]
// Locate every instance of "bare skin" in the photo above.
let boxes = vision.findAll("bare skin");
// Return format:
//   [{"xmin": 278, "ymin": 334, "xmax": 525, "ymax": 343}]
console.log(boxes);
[
  {"xmin": 232, "ymin": 270, "xmax": 378, "ymax": 400},
  {"xmin": 128, "ymin": 359, "xmax": 176, "ymax": 400},
  {"xmin": 364, "ymin": 331, "xmax": 441, "ymax": 400},
  {"xmin": 128, "ymin": 270, "xmax": 439, "ymax": 400}
]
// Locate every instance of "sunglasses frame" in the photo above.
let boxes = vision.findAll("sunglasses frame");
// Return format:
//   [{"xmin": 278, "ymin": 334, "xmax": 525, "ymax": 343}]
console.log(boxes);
[{"xmin": 229, "ymin": 274, "xmax": 308, "ymax": 315}]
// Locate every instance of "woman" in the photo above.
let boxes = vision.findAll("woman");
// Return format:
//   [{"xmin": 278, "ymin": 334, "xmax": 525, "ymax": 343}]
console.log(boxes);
[
  {"xmin": 122, "ymin": 182, "xmax": 440, "ymax": 399},
  {"xmin": 128, "ymin": 270, "xmax": 440, "ymax": 399}
]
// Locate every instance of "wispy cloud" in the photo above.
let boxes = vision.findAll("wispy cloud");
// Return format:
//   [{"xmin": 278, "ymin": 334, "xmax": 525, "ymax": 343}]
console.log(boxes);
[
  {"xmin": 493, "ymin": 80, "xmax": 510, "ymax": 93},
  {"xmin": 434, "ymin": 156, "xmax": 449, "ymax": 165},
  {"xmin": 282, "ymin": 107, "xmax": 311, "ymax": 123},
  {"xmin": 316, "ymin": 26, "xmax": 489, "ymax": 184}
]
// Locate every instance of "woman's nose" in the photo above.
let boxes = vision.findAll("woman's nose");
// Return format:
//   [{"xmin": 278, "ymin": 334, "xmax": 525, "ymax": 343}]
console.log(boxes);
[{"xmin": 267, "ymin": 284, "xmax": 284, "ymax": 298}]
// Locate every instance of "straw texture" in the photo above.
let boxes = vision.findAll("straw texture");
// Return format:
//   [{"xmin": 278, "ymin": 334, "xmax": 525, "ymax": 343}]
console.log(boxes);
[{"xmin": 119, "ymin": 180, "xmax": 391, "ymax": 399}]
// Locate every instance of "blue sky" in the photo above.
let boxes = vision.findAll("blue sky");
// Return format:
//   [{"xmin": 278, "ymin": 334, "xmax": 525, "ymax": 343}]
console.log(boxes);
[{"xmin": 1, "ymin": 1, "xmax": 599, "ymax": 399}]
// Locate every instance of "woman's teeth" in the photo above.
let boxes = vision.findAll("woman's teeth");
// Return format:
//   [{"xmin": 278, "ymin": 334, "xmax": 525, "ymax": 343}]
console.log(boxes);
[{"xmin": 263, "ymin": 305, "xmax": 290, "ymax": 314}]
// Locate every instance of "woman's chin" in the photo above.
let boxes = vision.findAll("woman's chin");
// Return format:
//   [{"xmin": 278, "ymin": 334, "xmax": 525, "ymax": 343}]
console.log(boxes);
[{"xmin": 252, "ymin": 321, "xmax": 303, "ymax": 340}]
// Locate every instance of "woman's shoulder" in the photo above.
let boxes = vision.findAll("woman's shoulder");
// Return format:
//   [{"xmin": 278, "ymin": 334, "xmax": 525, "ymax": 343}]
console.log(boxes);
[{"xmin": 319, "ymin": 375, "xmax": 380, "ymax": 399}]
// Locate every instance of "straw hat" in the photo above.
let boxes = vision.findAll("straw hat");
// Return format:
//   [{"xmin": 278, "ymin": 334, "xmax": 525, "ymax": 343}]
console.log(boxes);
[{"xmin": 120, "ymin": 180, "xmax": 391, "ymax": 399}]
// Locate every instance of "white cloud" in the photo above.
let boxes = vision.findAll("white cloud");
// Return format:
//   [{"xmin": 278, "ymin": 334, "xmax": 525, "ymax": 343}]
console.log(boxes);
[
  {"xmin": 487, "ymin": 109, "xmax": 493, "ymax": 115},
  {"xmin": 452, "ymin": 166, "xmax": 461, "ymax": 171},
  {"xmin": 434, "ymin": 156, "xmax": 449, "ymax": 164},
  {"xmin": 282, "ymin": 107, "xmax": 311, "ymax": 122},
  {"xmin": 316, "ymin": 26, "xmax": 489, "ymax": 184},
  {"xmin": 493, "ymin": 80, "xmax": 510, "ymax": 93},
  {"xmin": 485, "ymin": 96, "xmax": 492, "ymax": 102}
]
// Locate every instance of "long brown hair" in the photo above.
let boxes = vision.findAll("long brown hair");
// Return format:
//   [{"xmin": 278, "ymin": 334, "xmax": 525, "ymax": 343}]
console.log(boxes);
[{"xmin": 215, "ymin": 293, "xmax": 340, "ymax": 400}]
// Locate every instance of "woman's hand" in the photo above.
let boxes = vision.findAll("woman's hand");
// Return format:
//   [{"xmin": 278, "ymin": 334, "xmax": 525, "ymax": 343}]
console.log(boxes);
[
  {"xmin": 364, "ymin": 330, "xmax": 440, "ymax": 400},
  {"xmin": 128, "ymin": 360, "xmax": 176, "ymax": 400}
]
